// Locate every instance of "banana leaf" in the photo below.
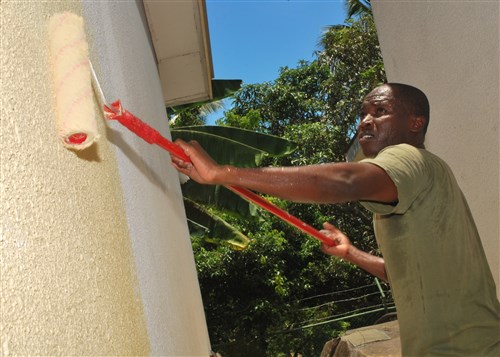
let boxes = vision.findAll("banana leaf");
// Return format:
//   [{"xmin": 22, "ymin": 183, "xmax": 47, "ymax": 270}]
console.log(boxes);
[
  {"xmin": 182, "ymin": 180, "xmax": 259, "ymax": 218},
  {"xmin": 172, "ymin": 125, "xmax": 297, "ymax": 248},
  {"xmin": 172, "ymin": 125, "xmax": 296, "ymax": 158},
  {"xmin": 184, "ymin": 199, "xmax": 250, "ymax": 250},
  {"xmin": 172, "ymin": 129, "xmax": 268, "ymax": 167}
]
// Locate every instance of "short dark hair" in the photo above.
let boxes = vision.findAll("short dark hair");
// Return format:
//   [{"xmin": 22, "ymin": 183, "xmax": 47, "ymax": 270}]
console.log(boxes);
[{"xmin": 388, "ymin": 83, "xmax": 430, "ymax": 133}]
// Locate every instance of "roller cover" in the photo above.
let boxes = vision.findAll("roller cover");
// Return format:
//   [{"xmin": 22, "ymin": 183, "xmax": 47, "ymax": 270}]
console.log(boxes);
[{"xmin": 48, "ymin": 12, "xmax": 99, "ymax": 150}]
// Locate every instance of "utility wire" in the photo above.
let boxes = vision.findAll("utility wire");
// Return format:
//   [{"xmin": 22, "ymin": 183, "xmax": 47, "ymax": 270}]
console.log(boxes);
[
  {"xmin": 295, "ymin": 302, "xmax": 396, "ymax": 326},
  {"xmin": 298, "ymin": 290, "xmax": 390, "ymax": 311},
  {"xmin": 275, "ymin": 305, "xmax": 397, "ymax": 335},
  {"xmin": 294, "ymin": 282, "xmax": 379, "ymax": 303}
]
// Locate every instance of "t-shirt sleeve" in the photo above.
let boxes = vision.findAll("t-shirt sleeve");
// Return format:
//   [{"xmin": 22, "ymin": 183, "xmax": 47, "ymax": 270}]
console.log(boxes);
[{"xmin": 360, "ymin": 144, "xmax": 432, "ymax": 215}]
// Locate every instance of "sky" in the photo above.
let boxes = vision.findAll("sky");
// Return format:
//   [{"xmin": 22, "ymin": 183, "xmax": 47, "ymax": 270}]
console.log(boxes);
[{"xmin": 205, "ymin": 0, "xmax": 348, "ymax": 122}]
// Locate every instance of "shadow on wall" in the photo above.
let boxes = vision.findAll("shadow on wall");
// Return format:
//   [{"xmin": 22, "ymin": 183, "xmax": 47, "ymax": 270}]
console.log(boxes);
[{"xmin": 105, "ymin": 122, "xmax": 169, "ymax": 193}]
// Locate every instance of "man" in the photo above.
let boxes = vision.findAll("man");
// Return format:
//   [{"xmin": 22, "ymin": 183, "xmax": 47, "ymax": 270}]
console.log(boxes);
[{"xmin": 172, "ymin": 83, "xmax": 499, "ymax": 356}]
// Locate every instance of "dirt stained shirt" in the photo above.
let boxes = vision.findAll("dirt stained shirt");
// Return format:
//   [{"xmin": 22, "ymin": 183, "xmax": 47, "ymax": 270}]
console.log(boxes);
[{"xmin": 360, "ymin": 144, "xmax": 499, "ymax": 356}]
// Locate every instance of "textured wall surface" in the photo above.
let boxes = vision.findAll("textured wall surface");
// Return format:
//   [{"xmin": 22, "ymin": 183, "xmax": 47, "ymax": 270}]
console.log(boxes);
[
  {"xmin": 0, "ymin": 1, "xmax": 150, "ymax": 355},
  {"xmin": 1, "ymin": 0, "xmax": 210, "ymax": 355},
  {"xmin": 82, "ymin": 1, "xmax": 211, "ymax": 355},
  {"xmin": 372, "ymin": 1, "xmax": 499, "ymax": 295}
]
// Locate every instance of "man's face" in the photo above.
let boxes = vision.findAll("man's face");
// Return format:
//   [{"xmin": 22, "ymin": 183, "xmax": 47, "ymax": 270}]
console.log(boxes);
[{"xmin": 357, "ymin": 85, "xmax": 410, "ymax": 157}]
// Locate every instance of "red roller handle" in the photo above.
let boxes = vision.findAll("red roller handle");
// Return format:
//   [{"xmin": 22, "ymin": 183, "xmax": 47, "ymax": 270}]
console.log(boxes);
[
  {"xmin": 104, "ymin": 100, "xmax": 334, "ymax": 246},
  {"xmin": 226, "ymin": 186, "xmax": 334, "ymax": 245}
]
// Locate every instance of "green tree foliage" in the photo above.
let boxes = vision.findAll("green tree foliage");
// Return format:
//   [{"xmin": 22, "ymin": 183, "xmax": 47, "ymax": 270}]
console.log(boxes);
[
  {"xmin": 220, "ymin": 60, "xmax": 330, "ymax": 138},
  {"xmin": 170, "ymin": 125, "xmax": 297, "ymax": 249},
  {"xmin": 344, "ymin": 0, "xmax": 372, "ymax": 18},
  {"xmin": 195, "ymin": 14, "xmax": 390, "ymax": 356},
  {"xmin": 318, "ymin": 15, "xmax": 384, "ymax": 141}
]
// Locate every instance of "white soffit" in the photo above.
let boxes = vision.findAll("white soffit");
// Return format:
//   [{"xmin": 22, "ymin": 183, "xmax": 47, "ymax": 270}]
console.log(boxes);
[{"xmin": 143, "ymin": 0, "xmax": 214, "ymax": 107}]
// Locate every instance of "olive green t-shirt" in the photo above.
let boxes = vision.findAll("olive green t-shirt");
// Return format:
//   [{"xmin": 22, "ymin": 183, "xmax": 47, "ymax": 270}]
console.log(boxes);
[{"xmin": 361, "ymin": 144, "xmax": 499, "ymax": 357}]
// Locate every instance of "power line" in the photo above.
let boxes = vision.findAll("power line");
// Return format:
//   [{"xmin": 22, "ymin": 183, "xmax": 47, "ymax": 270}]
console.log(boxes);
[
  {"xmin": 296, "ymin": 302, "xmax": 395, "ymax": 326},
  {"xmin": 298, "ymin": 290, "xmax": 390, "ymax": 311},
  {"xmin": 275, "ymin": 305, "xmax": 397, "ymax": 334},
  {"xmin": 293, "ymin": 282, "xmax": 382, "ymax": 303}
]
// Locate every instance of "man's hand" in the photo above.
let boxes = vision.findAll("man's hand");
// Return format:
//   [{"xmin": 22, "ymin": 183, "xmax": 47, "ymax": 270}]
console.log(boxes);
[
  {"xmin": 320, "ymin": 222, "xmax": 352, "ymax": 259},
  {"xmin": 320, "ymin": 222, "xmax": 388, "ymax": 282},
  {"xmin": 171, "ymin": 139, "xmax": 223, "ymax": 185}
]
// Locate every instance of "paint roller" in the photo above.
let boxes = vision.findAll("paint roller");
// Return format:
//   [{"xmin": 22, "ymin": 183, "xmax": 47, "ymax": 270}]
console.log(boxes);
[
  {"xmin": 48, "ymin": 11, "xmax": 335, "ymax": 246},
  {"xmin": 48, "ymin": 12, "xmax": 98, "ymax": 150}
]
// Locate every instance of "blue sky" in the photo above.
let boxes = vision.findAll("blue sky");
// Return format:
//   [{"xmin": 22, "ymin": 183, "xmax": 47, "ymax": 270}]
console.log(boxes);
[{"xmin": 205, "ymin": 0, "xmax": 347, "ymax": 122}]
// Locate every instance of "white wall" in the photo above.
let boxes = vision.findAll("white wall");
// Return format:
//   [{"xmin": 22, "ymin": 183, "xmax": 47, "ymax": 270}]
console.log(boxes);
[
  {"xmin": 372, "ymin": 0, "xmax": 499, "ymax": 295},
  {"xmin": 1, "ymin": 0, "xmax": 211, "ymax": 355},
  {"xmin": 83, "ymin": 1, "xmax": 211, "ymax": 355},
  {"xmin": 2, "ymin": 1, "xmax": 150, "ymax": 354}
]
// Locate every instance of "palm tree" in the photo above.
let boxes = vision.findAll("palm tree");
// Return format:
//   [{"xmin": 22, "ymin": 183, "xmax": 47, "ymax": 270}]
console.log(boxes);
[{"xmin": 345, "ymin": 0, "xmax": 372, "ymax": 18}]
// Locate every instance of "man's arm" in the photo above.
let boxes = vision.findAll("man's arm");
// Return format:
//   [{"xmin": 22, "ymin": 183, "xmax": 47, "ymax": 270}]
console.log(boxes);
[
  {"xmin": 171, "ymin": 139, "xmax": 398, "ymax": 205},
  {"xmin": 172, "ymin": 140, "xmax": 389, "ymax": 281},
  {"xmin": 320, "ymin": 223, "xmax": 388, "ymax": 282}
]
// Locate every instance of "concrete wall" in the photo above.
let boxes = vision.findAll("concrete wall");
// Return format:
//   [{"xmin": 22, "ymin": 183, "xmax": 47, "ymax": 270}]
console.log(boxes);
[
  {"xmin": 372, "ymin": 0, "xmax": 499, "ymax": 295},
  {"xmin": 1, "ymin": 1, "xmax": 211, "ymax": 355}
]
